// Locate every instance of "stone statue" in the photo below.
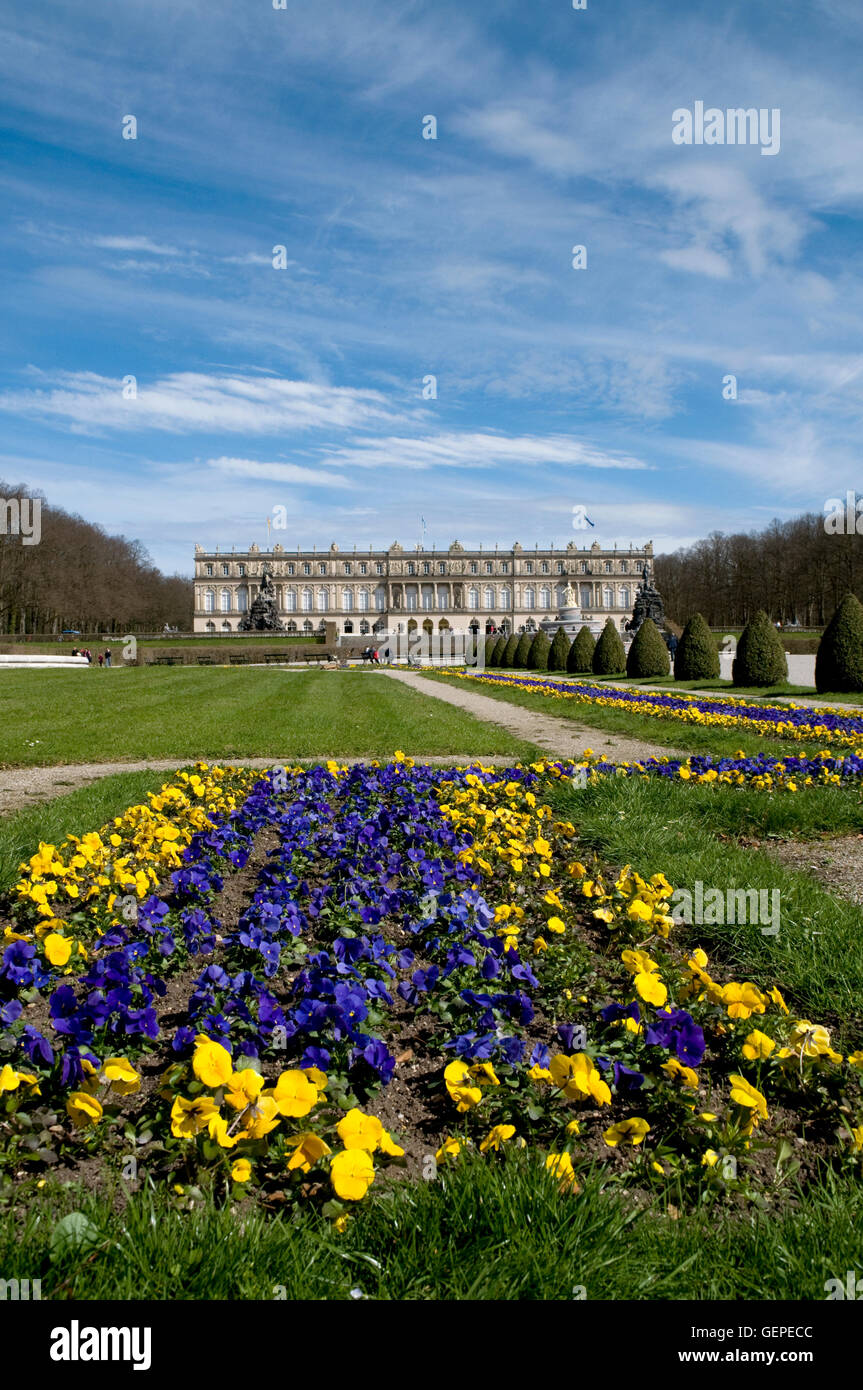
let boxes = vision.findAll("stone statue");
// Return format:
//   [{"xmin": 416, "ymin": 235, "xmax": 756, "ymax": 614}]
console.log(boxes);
[
  {"xmin": 238, "ymin": 566, "xmax": 285, "ymax": 631},
  {"xmin": 562, "ymin": 582, "xmax": 578, "ymax": 610},
  {"xmin": 626, "ymin": 564, "xmax": 664, "ymax": 633}
]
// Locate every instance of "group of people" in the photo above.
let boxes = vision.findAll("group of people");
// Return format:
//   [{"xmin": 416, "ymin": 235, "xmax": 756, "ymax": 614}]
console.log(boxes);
[
  {"xmin": 71, "ymin": 647, "xmax": 112, "ymax": 667},
  {"xmin": 360, "ymin": 646, "xmax": 381, "ymax": 664}
]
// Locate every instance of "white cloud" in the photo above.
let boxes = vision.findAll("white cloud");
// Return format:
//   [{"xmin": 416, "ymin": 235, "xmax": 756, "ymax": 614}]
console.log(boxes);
[
  {"xmin": 317, "ymin": 432, "xmax": 650, "ymax": 473},
  {"xmin": 208, "ymin": 456, "xmax": 351, "ymax": 488},
  {"xmin": 0, "ymin": 371, "xmax": 404, "ymax": 436}
]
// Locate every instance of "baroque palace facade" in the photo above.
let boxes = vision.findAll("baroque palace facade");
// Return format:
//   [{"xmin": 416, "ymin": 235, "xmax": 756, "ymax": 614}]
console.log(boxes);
[{"xmin": 192, "ymin": 539, "xmax": 654, "ymax": 636}]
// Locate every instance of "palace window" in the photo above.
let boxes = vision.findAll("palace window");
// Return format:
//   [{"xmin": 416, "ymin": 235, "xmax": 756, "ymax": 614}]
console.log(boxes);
[
  {"xmin": 206, "ymin": 620, "xmax": 215, "ymax": 632},
  {"xmin": 485, "ymin": 561, "xmax": 493, "ymax": 573},
  {"xmin": 360, "ymin": 619, "xmax": 370, "ymax": 634},
  {"xmin": 375, "ymin": 562, "xmax": 384, "ymax": 574},
  {"xmin": 303, "ymin": 620, "xmax": 313, "ymax": 633},
  {"xmin": 500, "ymin": 589, "xmax": 510, "ymax": 608},
  {"xmin": 605, "ymin": 561, "xmax": 613, "ymax": 572},
  {"xmin": 358, "ymin": 590, "xmax": 369, "ymax": 611},
  {"xmin": 359, "ymin": 562, "xmax": 367, "ymax": 575},
  {"xmin": 238, "ymin": 564, "xmax": 246, "ymax": 577},
  {"xmin": 407, "ymin": 562, "xmax": 416, "ymax": 575},
  {"xmin": 286, "ymin": 620, "xmax": 297, "ymax": 633},
  {"xmin": 287, "ymin": 563, "xmax": 295, "ymax": 575},
  {"xmin": 344, "ymin": 620, "xmax": 353, "ymax": 633},
  {"xmin": 580, "ymin": 585, "xmax": 592, "ymax": 607},
  {"xmin": 302, "ymin": 563, "xmax": 311, "ymax": 575},
  {"xmin": 469, "ymin": 561, "xmax": 478, "ymax": 574},
  {"xmin": 501, "ymin": 561, "xmax": 509, "ymax": 573},
  {"xmin": 222, "ymin": 620, "xmax": 231, "ymax": 631},
  {"xmin": 620, "ymin": 587, "xmax": 630, "ymax": 609},
  {"xmin": 422, "ymin": 590, "xmax": 433, "ymax": 610},
  {"xmin": 285, "ymin": 591, "xmax": 296, "ymax": 612},
  {"xmin": 483, "ymin": 585, "xmax": 494, "ymax": 608},
  {"xmin": 620, "ymin": 561, "xmax": 628, "ymax": 573},
  {"xmin": 205, "ymin": 564, "xmax": 213, "ymax": 576},
  {"xmin": 342, "ymin": 589, "xmax": 354, "ymax": 611},
  {"xmin": 524, "ymin": 560, "xmax": 533, "ymax": 574},
  {"xmin": 375, "ymin": 587, "xmax": 386, "ymax": 611},
  {"xmin": 220, "ymin": 588, "xmax": 231, "ymax": 612},
  {"xmin": 301, "ymin": 588, "xmax": 312, "ymax": 612},
  {"xmin": 438, "ymin": 561, "xmax": 446, "ymax": 574},
  {"xmin": 422, "ymin": 561, "xmax": 430, "ymax": 575},
  {"xmin": 343, "ymin": 562, "xmax": 352, "ymax": 575},
  {"xmin": 603, "ymin": 586, "xmax": 614, "ymax": 607},
  {"xmin": 317, "ymin": 589, "xmax": 329, "ymax": 611},
  {"xmin": 222, "ymin": 563, "xmax": 229, "ymax": 576},
  {"xmin": 539, "ymin": 585, "xmax": 551, "ymax": 608},
  {"xmin": 557, "ymin": 561, "xmax": 565, "ymax": 573},
  {"xmin": 580, "ymin": 561, "xmax": 588, "ymax": 573},
  {"xmin": 318, "ymin": 563, "xmax": 326, "ymax": 575},
  {"xmin": 540, "ymin": 561, "xmax": 549, "ymax": 574},
  {"xmin": 524, "ymin": 586, "xmax": 535, "ymax": 608},
  {"xmin": 468, "ymin": 586, "xmax": 479, "ymax": 610},
  {"xmin": 237, "ymin": 588, "xmax": 248, "ymax": 612},
  {"xmin": 437, "ymin": 588, "xmax": 448, "ymax": 610},
  {"xmin": 204, "ymin": 589, "xmax": 215, "ymax": 612},
  {"xmin": 406, "ymin": 589, "xmax": 417, "ymax": 611}
]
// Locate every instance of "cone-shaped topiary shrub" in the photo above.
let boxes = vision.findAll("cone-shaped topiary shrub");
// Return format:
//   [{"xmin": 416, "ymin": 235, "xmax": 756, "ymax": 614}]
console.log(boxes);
[
  {"xmin": 527, "ymin": 630, "xmax": 551, "ymax": 670},
  {"xmin": 514, "ymin": 631, "xmax": 534, "ymax": 668},
  {"xmin": 674, "ymin": 612, "xmax": 720, "ymax": 681},
  {"xmin": 592, "ymin": 619, "xmax": 626, "ymax": 676},
  {"xmin": 815, "ymin": 593, "xmax": 863, "ymax": 693},
  {"xmin": 501, "ymin": 633, "xmax": 521, "ymax": 668},
  {"xmin": 731, "ymin": 610, "xmax": 787, "ymax": 687},
  {"xmin": 568, "ymin": 625, "xmax": 596, "ymax": 673},
  {"xmin": 486, "ymin": 635, "xmax": 504, "ymax": 667},
  {"xmin": 548, "ymin": 626, "xmax": 570, "ymax": 672},
  {"xmin": 626, "ymin": 617, "xmax": 670, "ymax": 678}
]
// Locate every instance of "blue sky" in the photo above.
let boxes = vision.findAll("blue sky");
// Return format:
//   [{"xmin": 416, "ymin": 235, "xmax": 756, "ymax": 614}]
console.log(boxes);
[{"xmin": 0, "ymin": 0, "xmax": 861, "ymax": 575}]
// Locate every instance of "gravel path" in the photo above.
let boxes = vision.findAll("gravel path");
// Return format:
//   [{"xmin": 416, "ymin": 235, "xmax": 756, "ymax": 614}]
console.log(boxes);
[
  {"xmin": 383, "ymin": 668, "xmax": 687, "ymax": 764},
  {"xmin": 0, "ymin": 754, "xmax": 483, "ymax": 817},
  {"xmin": 759, "ymin": 836, "xmax": 863, "ymax": 905}
]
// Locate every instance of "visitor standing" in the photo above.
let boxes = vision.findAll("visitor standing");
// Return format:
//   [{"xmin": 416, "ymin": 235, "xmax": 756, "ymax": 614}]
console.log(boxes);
[
  {"xmin": 97, "ymin": 652, "xmax": 104, "ymax": 668},
  {"xmin": 104, "ymin": 648, "xmax": 112, "ymax": 668}
]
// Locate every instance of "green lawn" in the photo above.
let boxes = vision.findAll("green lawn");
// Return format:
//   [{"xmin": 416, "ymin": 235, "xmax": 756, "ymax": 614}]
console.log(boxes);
[
  {"xmin": 552, "ymin": 775, "xmax": 863, "ymax": 1033},
  {"xmin": 0, "ymin": 667, "xmax": 544, "ymax": 768},
  {"xmin": 2, "ymin": 1154, "xmax": 860, "ymax": 1301},
  {"xmin": 422, "ymin": 671, "xmax": 856, "ymax": 758}
]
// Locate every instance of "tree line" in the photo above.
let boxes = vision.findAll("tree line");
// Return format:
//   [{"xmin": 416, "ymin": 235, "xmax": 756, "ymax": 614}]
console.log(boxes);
[
  {"xmin": 655, "ymin": 511, "xmax": 862, "ymax": 628},
  {"xmin": 0, "ymin": 481, "xmax": 192, "ymax": 635}
]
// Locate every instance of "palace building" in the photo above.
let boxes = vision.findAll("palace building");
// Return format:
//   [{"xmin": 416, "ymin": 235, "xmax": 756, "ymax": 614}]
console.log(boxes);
[{"xmin": 192, "ymin": 539, "xmax": 654, "ymax": 636}]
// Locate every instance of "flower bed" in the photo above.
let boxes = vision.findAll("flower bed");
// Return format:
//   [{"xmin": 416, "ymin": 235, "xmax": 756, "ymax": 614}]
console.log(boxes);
[
  {"xmin": 2, "ymin": 755, "xmax": 860, "ymax": 1225},
  {"xmin": 454, "ymin": 671, "xmax": 863, "ymax": 749}
]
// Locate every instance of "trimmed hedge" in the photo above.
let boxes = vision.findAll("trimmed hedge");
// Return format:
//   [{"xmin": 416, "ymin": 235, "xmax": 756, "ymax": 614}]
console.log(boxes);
[
  {"xmin": 568, "ymin": 626, "xmax": 596, "ymax": 673},
  {"xmin": 815, "ymin": 594, "xmax": 863, "ymax": 693},
  {"xmin": 548, "ymin": 626, "xmax": 570, "ymax": 672},
  {"xmin": 527, "ymin": 630, "xmax": 551, "ymax": 671},
  {"xmin": 626, "ymin": 618, "xmax": 670, "ymax": 678},
  {"xmin": 592, "ymin": 619, "xmax": 626, "ymax": 676},
  {"xmin": 674, "ymin": 612, "xmax": 720, "ymax": 681},
  {"xmin": 514, "ymin": 632, "xmax": 534, "ymax": 668},
  {"xmin": 501, "ymin": 634, "xmax": 521, "ymax": 668},
  {"xmin": 732, "ymin": 611, "xmax": 788, "ymax": 687}
]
